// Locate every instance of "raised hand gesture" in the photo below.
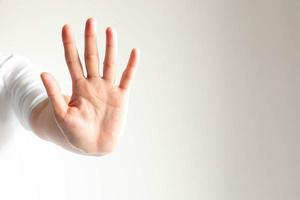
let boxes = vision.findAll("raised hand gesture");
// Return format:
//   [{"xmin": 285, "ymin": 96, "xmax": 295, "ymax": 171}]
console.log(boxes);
[{"xmin": 40, "ymin": 18, "xmax": 140, "ymax": 155}]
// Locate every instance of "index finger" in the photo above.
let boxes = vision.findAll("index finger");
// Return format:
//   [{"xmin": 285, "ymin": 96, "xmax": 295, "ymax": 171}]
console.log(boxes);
[{"xmin": 62, "ymin": 24, "xmax": 85, "ymax": 81}]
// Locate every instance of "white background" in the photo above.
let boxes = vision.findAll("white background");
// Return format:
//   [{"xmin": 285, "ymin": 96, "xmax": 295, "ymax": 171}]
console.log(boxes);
[{"xmin": 0, "ymin": 0, "xmax": 299, "ymax": 199}]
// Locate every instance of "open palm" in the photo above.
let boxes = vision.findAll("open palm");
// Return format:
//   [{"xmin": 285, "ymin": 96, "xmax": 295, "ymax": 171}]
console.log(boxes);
[{"xmin": 40, "ymin": 18, "xmax": 140, "ymax": 155}]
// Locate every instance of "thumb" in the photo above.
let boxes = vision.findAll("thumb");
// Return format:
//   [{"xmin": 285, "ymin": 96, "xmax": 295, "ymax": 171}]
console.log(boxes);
[{"xmin": 40, "ymin": 72, "xmax": 68, "ymax": 120}]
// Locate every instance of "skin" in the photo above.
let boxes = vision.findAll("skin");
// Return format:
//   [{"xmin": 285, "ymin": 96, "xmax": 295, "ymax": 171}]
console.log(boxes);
[{"xmin": 29, "ymin": 18, "xmax": 140, "ymax": 156}]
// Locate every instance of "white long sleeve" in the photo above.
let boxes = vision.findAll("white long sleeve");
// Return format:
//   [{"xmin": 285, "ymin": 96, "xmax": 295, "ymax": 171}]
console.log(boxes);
[{"xmin": 0, "ymin": 54, "xmax": 48, "ymax": 131}]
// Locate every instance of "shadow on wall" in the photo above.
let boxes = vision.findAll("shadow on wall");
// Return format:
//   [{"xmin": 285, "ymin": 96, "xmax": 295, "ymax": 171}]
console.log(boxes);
[{"xmin": 0, "ymin": 87, "xmax": 14, "ymax": 151}]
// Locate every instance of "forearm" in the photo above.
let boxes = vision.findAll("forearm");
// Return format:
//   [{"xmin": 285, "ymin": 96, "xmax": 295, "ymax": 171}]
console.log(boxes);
[{"xmin": 1, "ymin": 54, "xmax": 79, "ymax": 153}]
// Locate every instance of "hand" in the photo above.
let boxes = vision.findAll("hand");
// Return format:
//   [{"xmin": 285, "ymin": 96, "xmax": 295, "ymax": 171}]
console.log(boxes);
[{"xmin": 40, "ymin": 18, "xmax": 140, "ymax": 155}]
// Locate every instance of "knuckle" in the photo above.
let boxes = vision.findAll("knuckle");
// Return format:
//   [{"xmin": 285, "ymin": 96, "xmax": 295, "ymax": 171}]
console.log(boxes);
[
  {"xmin": 85, "ymin": 53, "xmax": 98, "ymax": 60},
  {"xmin": 66, "ymin": 58, "xmax": 78, "ymax": 66},
  {"xmin": 106, "ymin": 43, "xmax": 114, "ymax": 48},
  {"xmin": 123, "ymin": 73, "xmax": 132, "ymax": 80},
  {"xmin": 103, "ymin": 61, "xmax": 116, "ymax": 68}
]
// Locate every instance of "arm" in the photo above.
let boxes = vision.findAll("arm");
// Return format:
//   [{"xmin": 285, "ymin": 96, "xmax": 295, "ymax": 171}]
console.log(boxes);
[{"xmin": 24, "ymin": 18, "xmax": 140, "ymax": 156}]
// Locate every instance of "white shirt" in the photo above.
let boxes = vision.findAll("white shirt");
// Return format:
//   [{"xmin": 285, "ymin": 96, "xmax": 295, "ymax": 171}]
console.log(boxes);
[
  {"xmin": 0, "ymin": 53, "xmax": 48, "ymax": 130},
  {"xmin": 0, "ymin": 53, "xmax": 20, "ymax": 134},
  {"xmin": 0, "ymin": 53, "xmax": 13, "ymax": 87}
]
